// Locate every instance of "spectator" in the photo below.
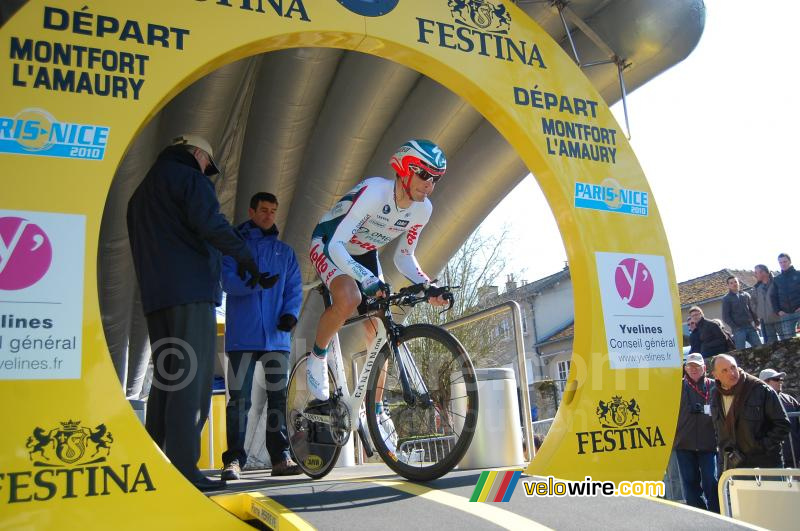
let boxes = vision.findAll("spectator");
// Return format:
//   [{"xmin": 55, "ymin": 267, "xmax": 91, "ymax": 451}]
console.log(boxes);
[
  {"xmin": 759, "ymin": 368, "xmax": 800, "ymax": 468},
  {"xmin": 688, "ymin": 306, "xmax": 729, "ymax": 356},
  {"xmin": 688, "ymin": 316, "xmax": 701, "ymax": 354},
  {"xmin": 709, "ymin": 354, "xmax": 789, "ymax": 471},
  {"xmin": 127, "ymin": 134, "xmax": 271, "ymax": 491},
  {"xmin": 220, "ymin": 193, "xmax": 303, "ymax": 480},
  {"xmin": 771, "ymin": 253, "xmax": 800, "ymax": 338},
  {"xmin": 674, "ymin": 353, "xmax": 719, "ymax": 512},
  {"xmin": 533, "ymin": 434, "xmax": 543, "ymax": 452},
  {"xmin": 721, "ymin": 276, "xmax": 762, "ymax": 349},
  {"xmin": 752, "ymin": 265, "xmax": 782, "ymax": 344}
]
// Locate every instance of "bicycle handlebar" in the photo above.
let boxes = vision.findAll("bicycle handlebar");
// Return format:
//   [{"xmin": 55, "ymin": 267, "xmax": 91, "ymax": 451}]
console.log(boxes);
[{"xmin": 363, "ymin": 281, "xmax": 459, "ymax": 313}]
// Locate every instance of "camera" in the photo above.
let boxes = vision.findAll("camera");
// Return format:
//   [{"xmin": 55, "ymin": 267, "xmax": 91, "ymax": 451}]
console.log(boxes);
[{"xmin": 690, "ymin": 403, "xmax": 704, "ymax": 414}]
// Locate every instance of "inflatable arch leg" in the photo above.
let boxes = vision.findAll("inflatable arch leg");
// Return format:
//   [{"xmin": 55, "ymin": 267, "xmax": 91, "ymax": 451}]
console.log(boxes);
[{"xmin": 1, "ymin": 1, "xmax": 681, "ymax": 525}]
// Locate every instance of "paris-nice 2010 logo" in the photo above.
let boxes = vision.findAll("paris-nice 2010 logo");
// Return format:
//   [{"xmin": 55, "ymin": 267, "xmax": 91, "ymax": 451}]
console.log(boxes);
[{"xmin": 1, "ymin": 420, "xmax": 155, "ymax": 504}]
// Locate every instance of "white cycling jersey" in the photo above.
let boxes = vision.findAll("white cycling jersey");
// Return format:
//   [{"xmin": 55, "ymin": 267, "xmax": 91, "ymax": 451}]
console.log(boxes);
[{"xmin": 310, "ymin": 177, "xmax": 431, "ymax": 289}]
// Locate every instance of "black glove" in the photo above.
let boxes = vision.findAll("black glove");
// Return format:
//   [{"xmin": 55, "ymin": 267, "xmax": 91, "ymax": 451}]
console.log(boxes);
[
  {"xmin": 258, "ymin": 272, "xmax": 279, "ymax": 289},
  {"xmin": 277, "ymin": 314, "xmax": 297, "ymax": 332},
  {"xmin": 425, "ymin": 285, "xmax": 448, "ymax": 298},
  {"xmin": 237, "ymin": 258, "xmax": 260, "ymax": 288}
]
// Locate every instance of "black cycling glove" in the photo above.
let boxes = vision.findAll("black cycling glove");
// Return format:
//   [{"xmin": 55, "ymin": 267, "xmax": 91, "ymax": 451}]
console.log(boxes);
[
  {"xmin": 237, "ymin": 258, "xmax": 261, "ymax": 289},
  {"xmin": 258, "ymin": 272, "xmax": 279, "ymax": 289},
  {"xmin": 277, "ymin": 314, "xmax": 297, "ymax": 332}
]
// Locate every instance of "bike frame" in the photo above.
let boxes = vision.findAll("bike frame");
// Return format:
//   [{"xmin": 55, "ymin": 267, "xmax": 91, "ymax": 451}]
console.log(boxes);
[
  {"xmin": 303, "ymin": 297, "xmax": 429, "ymax": 440},
  {"xmin": 324, "ymin": 313, "xmax": 387, "ymax": 434}
]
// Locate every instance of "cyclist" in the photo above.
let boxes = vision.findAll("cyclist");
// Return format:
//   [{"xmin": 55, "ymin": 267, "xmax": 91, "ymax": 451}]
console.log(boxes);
[{"xmin": 307, "ymin": 139, "xmax": 449, "ymax": 405}]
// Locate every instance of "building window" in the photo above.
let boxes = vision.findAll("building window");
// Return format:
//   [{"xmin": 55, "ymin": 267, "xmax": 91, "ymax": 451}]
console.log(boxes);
[
  {"xmin": 520, "ymin": 306, "xmax": 528, "ymax": 334},
  {"xmin": 556, "ymin": 360, "xmax": 571, "ymax": 392},
  {"xmin": 498, "ymin": 318, "xmax": 511, "ymax": 339}
]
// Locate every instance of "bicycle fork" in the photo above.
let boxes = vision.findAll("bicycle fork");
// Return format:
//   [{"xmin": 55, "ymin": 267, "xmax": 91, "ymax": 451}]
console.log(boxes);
[{"xmin": 392, "ymin": 339, "xmax": 433, "ymax": 408}]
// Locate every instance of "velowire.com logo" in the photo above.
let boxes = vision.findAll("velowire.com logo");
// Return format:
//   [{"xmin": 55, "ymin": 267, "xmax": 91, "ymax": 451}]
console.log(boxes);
[{"xmin": 469, "ymin": 470, "xmax": 521, "ymax": 502}]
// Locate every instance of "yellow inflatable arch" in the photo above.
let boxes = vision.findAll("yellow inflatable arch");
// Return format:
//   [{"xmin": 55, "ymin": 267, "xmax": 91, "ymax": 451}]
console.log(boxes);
[{"xmin": 1, "ymin": 1, "xmax": 681, "ymax": 526}]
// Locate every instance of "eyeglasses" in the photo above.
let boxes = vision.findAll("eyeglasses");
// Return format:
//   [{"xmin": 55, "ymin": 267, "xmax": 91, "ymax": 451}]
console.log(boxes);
[
  {"xmin": 409, "ymin": 164, "xmax": 443, "ymax": 184},
  {"xmin": 769, "ymin": 378, "xmax": 785, "ymax": 383}
]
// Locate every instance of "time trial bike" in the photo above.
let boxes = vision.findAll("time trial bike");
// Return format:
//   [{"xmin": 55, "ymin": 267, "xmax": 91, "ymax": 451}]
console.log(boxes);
[{"xmin": 285, "ymin": 282, "xmax": 478, "ymax": 481}]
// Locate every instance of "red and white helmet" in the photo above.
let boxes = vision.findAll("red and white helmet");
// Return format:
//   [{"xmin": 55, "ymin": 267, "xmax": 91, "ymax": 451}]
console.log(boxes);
[{"xmin": 390, "ymin": 139, "xmax": 447, "ymax": 193}]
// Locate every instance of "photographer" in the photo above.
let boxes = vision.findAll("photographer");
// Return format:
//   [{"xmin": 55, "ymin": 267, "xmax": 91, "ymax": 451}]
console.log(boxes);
[
  {"xmin": 710, "ymin": 354, "xmax": 790, "ymax": 471},
  {"xmin": 673, "ymin": 354, "xmax": 719, "ymax": 512}
]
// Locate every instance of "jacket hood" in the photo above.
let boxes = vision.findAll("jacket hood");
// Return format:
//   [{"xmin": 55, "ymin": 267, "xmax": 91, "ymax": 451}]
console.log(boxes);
[
  {"xmin": 157, "ymin": 145, "xmax": 204, "ymax": 173},
  {"xmin": 237, "ymin": 219, "xmax": 279, "ymax": 239}
]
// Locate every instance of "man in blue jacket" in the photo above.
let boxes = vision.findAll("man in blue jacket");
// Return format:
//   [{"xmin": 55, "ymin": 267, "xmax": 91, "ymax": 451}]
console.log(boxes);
[
  {"xmin": 127, "ymin": 134, "xmax": 276, "ymax": 491},
  {"xmin": 771, "ymin": 253, "xmax": 800, "ymax": 338},
  {"xmin": 220, "ymin": 192, "xmax": 303, "ymax": 479}
]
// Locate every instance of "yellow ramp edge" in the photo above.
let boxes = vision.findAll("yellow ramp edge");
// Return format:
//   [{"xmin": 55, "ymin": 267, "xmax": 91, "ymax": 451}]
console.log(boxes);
[
  {"xmin": 370, "ymin": 478, "xmax": 553, "ymax": 531},
  {"xmin": 210, "ymin": 492, "xmax": 314, "ymax": 530},
  {"xmin": 245, "ymin": 492, "xmax": 315, "ymax": 531}
]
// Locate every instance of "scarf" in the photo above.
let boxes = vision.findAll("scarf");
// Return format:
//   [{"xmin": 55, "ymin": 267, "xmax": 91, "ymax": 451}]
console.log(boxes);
[{"xmin": 716, "ymin": 368, "xmax": 759, "ymax": 435}]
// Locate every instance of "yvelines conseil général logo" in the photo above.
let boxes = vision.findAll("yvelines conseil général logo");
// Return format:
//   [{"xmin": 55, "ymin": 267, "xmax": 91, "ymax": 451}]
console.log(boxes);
[
  {"xmin": 1, "ymin": 420, "xmax": 155, "ymax": 503},
  {"xmin": 576, "ymin": 396, "xmax": 665, "ymax": 455}
]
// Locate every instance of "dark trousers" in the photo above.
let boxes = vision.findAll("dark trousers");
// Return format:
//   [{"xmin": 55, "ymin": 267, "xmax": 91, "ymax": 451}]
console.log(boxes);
[
  {"xmin": 222, "ymin": 350, "xmax": 290, "ymax": 467},
  {"xmin": 676, "ymin": 449, "xmax": 719, "ymax": 513},
  {"xmin": 144, "ymin": 302, "xmax": 216, "ymax": 483}
]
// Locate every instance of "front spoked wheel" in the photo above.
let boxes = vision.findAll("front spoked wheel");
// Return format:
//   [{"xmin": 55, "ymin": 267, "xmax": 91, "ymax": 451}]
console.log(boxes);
[
  {"xmin": 286, "ymin": 354, "xmax": 345, "ymax": 479},
  {"xmin": 366, "ymin": 324, "xmax": 478, "ymax": 482}
]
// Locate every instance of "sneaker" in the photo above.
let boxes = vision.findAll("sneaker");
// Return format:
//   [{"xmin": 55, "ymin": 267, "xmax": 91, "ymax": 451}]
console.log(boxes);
[
  {"xmin": 306, "ymin": 352, "xmax": 329, "ymax": 401},
  {"xmin": 221, "ymin": 460, "xmax": 241, "ymax": 481},
  {"xmin": 271, "ymin": 458, "xmax": 302, "ymax": 477}
]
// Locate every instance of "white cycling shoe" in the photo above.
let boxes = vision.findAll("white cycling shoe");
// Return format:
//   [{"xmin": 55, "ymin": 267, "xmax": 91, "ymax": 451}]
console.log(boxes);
[{"xmin": 306, "ymin": 353, "xmax": 330, "ymax": 401}]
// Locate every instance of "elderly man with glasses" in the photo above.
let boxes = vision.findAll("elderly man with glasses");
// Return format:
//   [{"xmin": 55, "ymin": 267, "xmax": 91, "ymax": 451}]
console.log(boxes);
[{"xmin": 759, "ymin": 368, "xmax": 800, "ymax": 467}]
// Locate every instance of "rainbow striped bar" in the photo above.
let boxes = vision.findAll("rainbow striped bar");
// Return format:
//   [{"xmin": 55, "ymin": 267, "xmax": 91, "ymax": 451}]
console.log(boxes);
[{"xmin": 469, "ymin": 470, "xmax": 522, "ymax": 502}]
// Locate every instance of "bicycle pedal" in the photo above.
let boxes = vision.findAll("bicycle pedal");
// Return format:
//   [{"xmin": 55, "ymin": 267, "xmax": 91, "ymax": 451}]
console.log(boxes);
[{"xmin": 306, "ymin": 398, "xmax": 332, "ymax": 411}]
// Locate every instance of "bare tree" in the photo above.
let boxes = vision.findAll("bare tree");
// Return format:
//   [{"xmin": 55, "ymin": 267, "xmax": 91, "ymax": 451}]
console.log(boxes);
[
  {"xmin": 389, "ymin": 227, "xmax": 515, "ymax": 445},
  {"xmin": 404, "ymin": 226, "xmax": 511, "ymax": 369}
]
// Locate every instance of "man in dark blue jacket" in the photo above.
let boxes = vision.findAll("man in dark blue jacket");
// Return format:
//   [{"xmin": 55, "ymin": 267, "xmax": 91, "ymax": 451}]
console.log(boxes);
[
  {"xmin": 127, "ymin": 134, "xmax": 275, "ymax": 491},
  {"xmin": 771, "ymin": 253, "xmax": 800, "ymax": 338},
  {"xmin": 220, "ymin": 193, "xmax": 303, "ymax": 479},
  {"xmin": 721, "ymin": 276, "xmax": 761, "ymax": 349}
]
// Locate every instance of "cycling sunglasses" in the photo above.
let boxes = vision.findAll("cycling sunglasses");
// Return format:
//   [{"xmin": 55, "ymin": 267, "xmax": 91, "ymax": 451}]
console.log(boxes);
[{"xmin": 409, "ymin": 164, "xmax": 444, "ymax": 184}]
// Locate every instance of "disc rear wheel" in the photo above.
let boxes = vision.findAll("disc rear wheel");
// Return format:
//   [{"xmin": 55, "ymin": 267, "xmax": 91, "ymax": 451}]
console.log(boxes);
[{"xmin": 286, "ymin": 354, "xmax": 343, "ymax": 479}]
